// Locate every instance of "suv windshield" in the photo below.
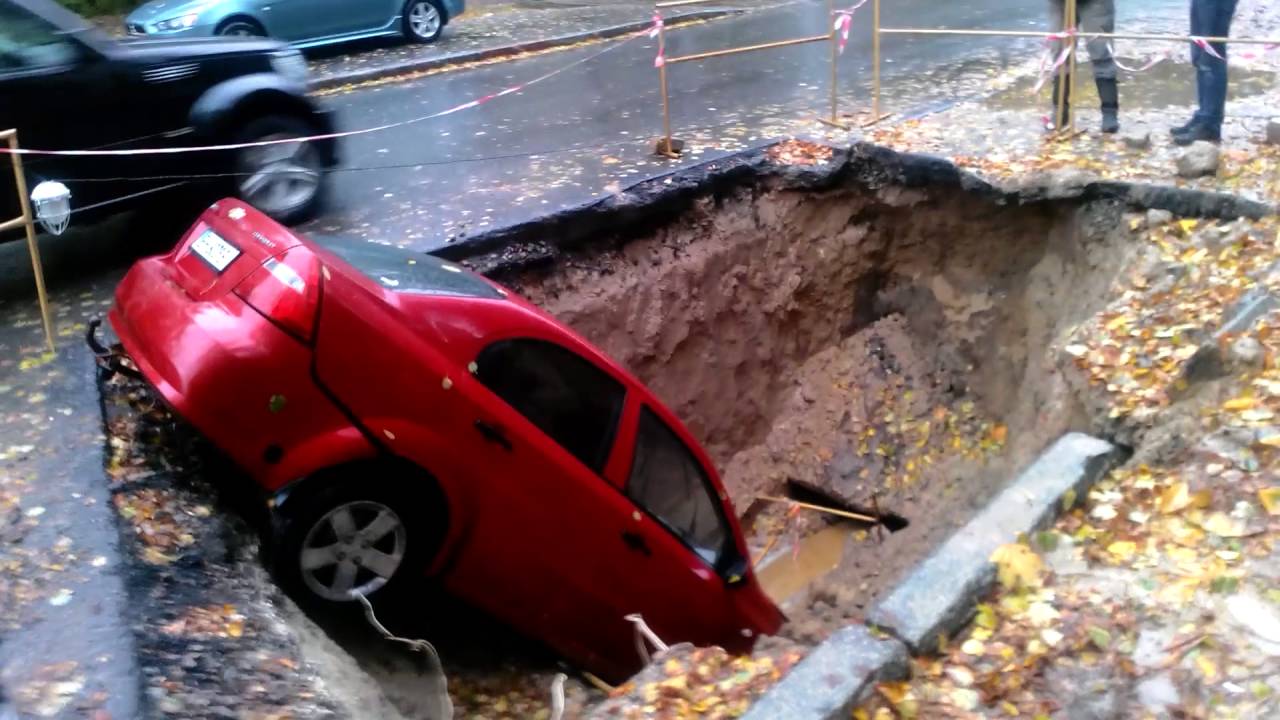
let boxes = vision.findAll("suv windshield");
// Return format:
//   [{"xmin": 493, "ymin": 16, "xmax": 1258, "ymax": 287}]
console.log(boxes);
[{"xmin": 311, "ymin": 235, "xmax": 502, "ymax": 299}]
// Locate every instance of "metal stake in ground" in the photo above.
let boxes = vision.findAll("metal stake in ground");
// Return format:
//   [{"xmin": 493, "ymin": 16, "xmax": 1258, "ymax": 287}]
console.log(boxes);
[{"xmin": 1, "ymin": 130, "xmax": 54, "ymax": 352}]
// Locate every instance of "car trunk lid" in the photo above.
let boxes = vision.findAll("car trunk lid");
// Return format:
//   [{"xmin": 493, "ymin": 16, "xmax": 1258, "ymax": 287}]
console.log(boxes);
[{"xmin": 168, "ymin": 200, "xmax": 303, "ymax": 300}]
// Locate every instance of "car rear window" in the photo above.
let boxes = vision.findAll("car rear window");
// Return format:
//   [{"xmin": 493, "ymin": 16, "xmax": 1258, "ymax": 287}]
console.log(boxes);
[{"xmin": 311, "ymin": 235, "xmax": 502, "ymax": 299}]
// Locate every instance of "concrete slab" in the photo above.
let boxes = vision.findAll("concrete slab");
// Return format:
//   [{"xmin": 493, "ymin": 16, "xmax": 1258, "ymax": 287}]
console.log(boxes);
[
  {"xmin": 740, "ymin": 625, "xmax": 908, "ymax": 720},
  {"xmin": 866, "ymin": 433, "xmax": 1124, "ymax": 654}
]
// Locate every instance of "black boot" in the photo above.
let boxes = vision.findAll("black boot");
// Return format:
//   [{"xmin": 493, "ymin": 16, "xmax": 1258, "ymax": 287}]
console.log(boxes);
[
  {"xmin": 1046, "ymin": 74, "xmax": 1072, "ymax": 131},
  {"xmin": 1097, "ymin": 77, "xmax": 1120, "ymax": 134}
]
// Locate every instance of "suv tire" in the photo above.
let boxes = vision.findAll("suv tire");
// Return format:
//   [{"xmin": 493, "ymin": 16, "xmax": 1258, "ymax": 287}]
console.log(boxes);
[
  {"xmin": 402, "ymin": 0, "xmax": 445, "ymax": 43},
  {"xmin": 216, "ymin": 18, "xmax": 266, "ymax": 37},
  {"xmin": 233, "ymin": 115, "xmax": 326, "ymax": 225}
]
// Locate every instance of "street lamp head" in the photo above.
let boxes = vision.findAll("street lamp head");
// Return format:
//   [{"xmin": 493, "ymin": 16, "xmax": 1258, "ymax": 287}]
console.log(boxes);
[{"xmin": 31, "ymin": 181, "xmax": 71, "ymax": 236}]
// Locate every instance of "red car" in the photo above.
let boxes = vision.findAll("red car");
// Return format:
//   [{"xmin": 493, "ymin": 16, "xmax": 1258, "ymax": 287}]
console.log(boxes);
[{"xmin": 106, "ymin": 199, "xmax": 783, "ymax": 680}]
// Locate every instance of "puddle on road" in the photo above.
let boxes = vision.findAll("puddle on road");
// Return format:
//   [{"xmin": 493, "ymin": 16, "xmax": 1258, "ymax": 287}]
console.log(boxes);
[
  {"xmin": 989, "ymin": 63, "xmax": 1276, "ymax": 110},
  {"xmin": 756, "ymin": 523, "xmax": 857, "ymax": 605}
]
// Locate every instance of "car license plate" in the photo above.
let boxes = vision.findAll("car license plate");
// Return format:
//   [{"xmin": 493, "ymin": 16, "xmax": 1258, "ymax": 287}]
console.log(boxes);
[{"xmin": 191, "ymin": 230, "xmax": 240, "ymax": 272}]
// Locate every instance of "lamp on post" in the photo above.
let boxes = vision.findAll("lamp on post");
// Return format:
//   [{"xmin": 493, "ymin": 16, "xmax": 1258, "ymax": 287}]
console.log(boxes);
[{"xmin": 31, "ymin": 181, "xmax": 71, "ymax": 236}]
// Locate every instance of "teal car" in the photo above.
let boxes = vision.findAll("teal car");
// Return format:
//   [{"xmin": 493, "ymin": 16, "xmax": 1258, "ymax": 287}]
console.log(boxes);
[{"xmin": 124, "ymin": 0, "xmax": 463, "ymax": 46}]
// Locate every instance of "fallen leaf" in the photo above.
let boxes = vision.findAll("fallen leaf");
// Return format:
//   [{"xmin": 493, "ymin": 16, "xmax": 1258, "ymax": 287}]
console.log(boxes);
[
  {"xmin": 1107, "ymin": 540, "xmax": 1137, "ymax": 560},
  {"xmin": 1159, "ymin": 482, "xmax": 1192, "ymax": 514},
  {"xmin": 990, "ymin": 543, "xmax": 1043, "ymax": 590},
  {"xmin": 1259, "ymin": 487, "xmax": 1280, "ymax": 515}
]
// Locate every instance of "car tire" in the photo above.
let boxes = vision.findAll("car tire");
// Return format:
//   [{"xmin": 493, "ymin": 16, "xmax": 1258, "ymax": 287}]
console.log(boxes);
[
  {"xmin": 402, "ymin": 0, "xmax": 445, "ymax": 43},
  {"xmin": 216, "ymin": 18, "xmax": 266, "ymax": 37},
  {"xmin": 271, "ymin": 474, "xmax": 444, "ymax": 607},
  {"xmin": 233, "ymin": 115, "xmax": 327, "ymax": 225}
]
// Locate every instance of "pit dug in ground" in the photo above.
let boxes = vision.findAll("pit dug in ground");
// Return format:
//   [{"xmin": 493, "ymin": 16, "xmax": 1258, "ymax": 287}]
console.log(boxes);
[{"xmin": 497, "ymin": 179, "xmax": 1134, "ymax": 645}]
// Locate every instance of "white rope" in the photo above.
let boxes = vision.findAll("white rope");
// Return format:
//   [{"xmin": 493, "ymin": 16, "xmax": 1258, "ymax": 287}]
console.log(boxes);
[{"xmin": 353, "ymin": 591, "xmax": 454, "ymax": 720}]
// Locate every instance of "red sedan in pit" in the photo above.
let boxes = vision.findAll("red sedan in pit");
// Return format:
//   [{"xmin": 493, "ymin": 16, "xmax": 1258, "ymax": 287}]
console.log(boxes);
[{"xmin": 106, "ymin": 199, "xmax": 783, "ymax": 680}]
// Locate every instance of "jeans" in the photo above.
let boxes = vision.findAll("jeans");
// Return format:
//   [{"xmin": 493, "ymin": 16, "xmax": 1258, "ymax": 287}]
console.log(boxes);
[
  {"xmin": 1048, "ymin": 0, "xmax": 1117, "ymax": 80},
  {"xmin": 1190, "ymin": 0, "xmax": 1240, "ymax": 130}
]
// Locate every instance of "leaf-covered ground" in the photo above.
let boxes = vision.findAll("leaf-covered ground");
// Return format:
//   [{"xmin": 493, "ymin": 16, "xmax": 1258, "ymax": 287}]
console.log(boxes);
[{"xmin": 857, "ymin": 215, "xmax": 1280, "ymax": 719}]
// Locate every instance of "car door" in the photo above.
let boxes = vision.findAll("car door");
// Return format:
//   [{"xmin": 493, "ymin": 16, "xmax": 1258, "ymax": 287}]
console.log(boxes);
[
  {"xmin": 459, "ymin": 337, "xmax": 661, "ymax": 678},
  {"xmin": 254, "ymin": 0, "xmax": 376, "ymax": 41}
]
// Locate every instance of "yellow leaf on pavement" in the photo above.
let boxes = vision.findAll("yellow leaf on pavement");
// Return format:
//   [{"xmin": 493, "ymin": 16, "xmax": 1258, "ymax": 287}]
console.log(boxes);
[
  {"xmin": 961, "ymin": 638, "xmax": 986, "ymax": 655},
  {"xmin": 1159, "ymin": 482, "xmax": 1192, "ymax": 514},
  {"xmin": 1178, "ymin": 218, "xmax": 1199, "ymax": 234},
  {"xmin": 1260, "ymin": 487, "xmax": 1280, "ymax": 515},
  {"xmin": 1259, "ymin": 435, "xmax": 1280, "ymax": 447},
  {"xmin": 1223, "ymin": 397, "xmax": 1256, "ymax": 411},
  {"xmin": 1201, "ymin": 511, "xmax": 1250, "ymax": 537},
  {"xmin": 990, "ymin": 543, "xmax": 1043, "ymax": 590},
  {"xmin": 1195, "ymin": 654, "xmax": 1218, "ymax": 680},
  {"xmin": 1107, "ymin": 540, "xmax": 1137, "ymax": 560}
]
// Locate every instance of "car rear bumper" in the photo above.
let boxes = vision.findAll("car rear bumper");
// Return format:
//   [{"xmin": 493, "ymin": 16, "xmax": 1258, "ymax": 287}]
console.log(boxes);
[{"xmin": 108, "ymin": 255, "xmax": 353, "ymax": 490}]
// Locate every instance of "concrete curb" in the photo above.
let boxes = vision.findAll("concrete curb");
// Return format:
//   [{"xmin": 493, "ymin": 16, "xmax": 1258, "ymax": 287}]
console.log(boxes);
[
  {"xmin": 307, "ymin": 8, "xmax": 736, "ymax": 92},
  {"xmin": 1181, "ymin": 263, "xmax": 1280, "ymax": 384},
  {"xmin": 740, "ymin": 625, "xmax": 908, "ymax": 720},
  {"xmin": 866, "ymin": 433, "xmax": 1125, "ymax": 653}
]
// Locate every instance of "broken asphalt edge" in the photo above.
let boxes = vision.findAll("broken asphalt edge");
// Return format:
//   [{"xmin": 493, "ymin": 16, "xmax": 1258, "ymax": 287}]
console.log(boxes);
[
  {"xmin": 433, "ymin": 141, "xmax": 1278, "ymax": 276},
  {"xmin": 306, "ymin": 8, "xmax": 738, "ymax": 92}
]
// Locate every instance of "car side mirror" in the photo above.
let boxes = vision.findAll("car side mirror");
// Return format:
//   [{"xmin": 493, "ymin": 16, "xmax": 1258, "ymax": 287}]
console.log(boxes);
[{"xmin": 722, "ymin": 553, "xmax": 750, "ymax": 588}]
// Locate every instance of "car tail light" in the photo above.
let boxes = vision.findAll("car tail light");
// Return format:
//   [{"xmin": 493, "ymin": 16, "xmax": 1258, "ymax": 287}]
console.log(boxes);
[{"xmin": 233, "ymin": 247, "xmax": 321, "ymax": 342}]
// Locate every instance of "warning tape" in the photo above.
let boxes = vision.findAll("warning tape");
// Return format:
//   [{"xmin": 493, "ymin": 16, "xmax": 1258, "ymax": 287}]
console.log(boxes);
[
  {"xmin": 652, "ymin": 10, "xmax": 666, "ymax": 68},
  {"xmin": 0, "ymin": 28, "xmax": 646, "ymax": 158},
  {"xmin": 832, "ymin": 0, "xmax": 869, "ymax": 56},
  {"xmin": 1032, "ymin": 30, "xmax": 1076, "ymax": 94}
]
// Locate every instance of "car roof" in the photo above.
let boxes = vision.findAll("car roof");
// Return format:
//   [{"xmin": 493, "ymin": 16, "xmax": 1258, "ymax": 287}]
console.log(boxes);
[{"xmin": 309, "ymin": 235, "xmax": 505, "ymax": 300}]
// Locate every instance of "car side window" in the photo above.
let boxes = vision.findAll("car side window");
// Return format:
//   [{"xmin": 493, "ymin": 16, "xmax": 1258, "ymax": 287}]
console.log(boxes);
[
  {"xmin": 626, "ymin": 407, "xmax": 729, "ymax": 568},
  {"xmin": 0, "ymin": 5, "xmax": 80, "ymax": 72},
  {"xmin": 474, "ymin": 339, "xmax": 625, "ymax": 473}
]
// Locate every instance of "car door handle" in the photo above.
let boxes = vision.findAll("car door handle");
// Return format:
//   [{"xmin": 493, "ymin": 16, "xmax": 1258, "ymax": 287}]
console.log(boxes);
[
  {"xmin": 473, "ymin": 420, "xmax": 513, "ymax": 451},
  {"xmin": 621, "ymin": 531, "xmax": 652, "ymax": 557}
]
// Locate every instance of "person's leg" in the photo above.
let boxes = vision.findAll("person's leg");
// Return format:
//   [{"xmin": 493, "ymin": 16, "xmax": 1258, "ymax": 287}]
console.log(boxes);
[
  {"xmin": 1175, "ymin": 0, "xmax": 1211, "ymax": 133},
  {"xmin": 1179, "ymin": 0, "xmax": 1239, "ymax": 142},
  {"xmin": 1080, "ymin": 0, "xmax": 1119, "ymax": 132},
  {"xmin": 1201, "ymin": 0, "xmax": 1239, "ymax": 131}
]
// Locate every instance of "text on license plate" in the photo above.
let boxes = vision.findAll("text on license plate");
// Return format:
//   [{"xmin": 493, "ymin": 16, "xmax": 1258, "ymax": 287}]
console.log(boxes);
[{"xmin": 191, "ymin": 230, "xmax": 240, "ymax": 272}]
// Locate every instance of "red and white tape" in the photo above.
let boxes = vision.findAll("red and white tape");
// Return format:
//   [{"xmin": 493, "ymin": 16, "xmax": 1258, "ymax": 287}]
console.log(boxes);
[
  {"xmin": 652, "ymin": 11, "xmax": 666, "ymax": 68},
  {"xmin": 0, "ymin": 27, "xmax": 646, "ymax": 158},
  {"xmin": 1032, "ymin": 30, "xmax": 1076, "ymax": 93},
  {"xmin": 832, "ymin": 0, "xmax": 869, "ymax": 55}
]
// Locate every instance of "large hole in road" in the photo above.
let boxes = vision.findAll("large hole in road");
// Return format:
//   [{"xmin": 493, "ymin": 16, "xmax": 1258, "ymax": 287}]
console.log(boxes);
[
  {"xmin": 106, "ymin": 166, "xmax": 1142, "ymax": 718},
  {"xmin": 493, "ymin": 177, "xmax": 1131, "ymax": 643}
]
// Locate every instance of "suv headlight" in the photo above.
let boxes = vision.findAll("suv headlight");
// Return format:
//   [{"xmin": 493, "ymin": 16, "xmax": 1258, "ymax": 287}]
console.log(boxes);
[
  {"xmin": 270, "ymin": 49, "xmax": 308, "ymax": 84},
  {"xmin": 153, "ymin": 13, "xmax": 200, "ymax": 31}
]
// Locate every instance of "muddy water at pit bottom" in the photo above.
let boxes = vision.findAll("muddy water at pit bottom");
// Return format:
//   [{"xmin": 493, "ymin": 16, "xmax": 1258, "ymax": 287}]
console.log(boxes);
[{"xmin": 756, "ymin": 523, "xmax": 860, "ymax": 605}]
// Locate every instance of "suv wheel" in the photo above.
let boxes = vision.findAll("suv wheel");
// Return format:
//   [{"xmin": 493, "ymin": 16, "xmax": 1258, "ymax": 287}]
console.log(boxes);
[
  {"xmin": 403, "ymin": 0, "xmax": 444, "ymax": 43},
  {"xmin": 234, "ymin": 116, "xmax": 325, "ymax": 225},
  {"xmin": 273, "ymin": 480, "xmax": 439, "ymax": 605}
]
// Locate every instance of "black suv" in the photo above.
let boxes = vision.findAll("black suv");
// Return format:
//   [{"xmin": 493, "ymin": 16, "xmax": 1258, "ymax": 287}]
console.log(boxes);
[{"xmin": 0, "ymin": 0, "xmax": 338, "ymax": 231}]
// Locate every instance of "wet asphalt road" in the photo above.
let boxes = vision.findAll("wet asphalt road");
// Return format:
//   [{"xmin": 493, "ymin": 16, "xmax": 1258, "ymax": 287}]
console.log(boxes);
[{"xmin": 307, "ymin": 0, "xmax": 1185, "ymax": 251}]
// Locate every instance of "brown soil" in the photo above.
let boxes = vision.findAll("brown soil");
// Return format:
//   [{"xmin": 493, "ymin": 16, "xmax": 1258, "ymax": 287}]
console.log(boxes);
[{"xmin": 501, "ymin": 181, "xmax": 1140, "ymax": 642}]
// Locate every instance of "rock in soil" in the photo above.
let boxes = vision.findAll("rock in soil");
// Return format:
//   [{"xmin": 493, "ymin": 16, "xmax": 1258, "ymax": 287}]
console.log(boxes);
[
  {"xmin": 1122, "ymin": 131, "xmax": 1152, "ymax": 150},
  {"xmin": 1267, "ymin": 119, "xmax": 1280, "ymax": 145},
  {"xmin": 1176, "ymin": 142, "xmax": 1221, "ymax": 178},
  {"xmin": 1145, "ymin": 208, "xmax": 1174, "ymax": 227}
]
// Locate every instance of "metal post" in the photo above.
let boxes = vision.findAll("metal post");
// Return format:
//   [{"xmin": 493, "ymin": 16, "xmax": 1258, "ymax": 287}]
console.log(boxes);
[
  {"xmin": 658, "ymin": 15, "xmax": 675, "ymax": 157},
  {"xmin": 6, "ymin": 132, "xmax": 54, "ymax": 352},
  {"xmin": 872, "ymin": 0, "xmax": 882, "ymax": 120},
  {"xmin": 828, "ymin": 0, "xmax": 839, "ymax": 125},
  {"xmin": 1067, "ymin": 0, "xmax": 1079, "ymax": 133},
  {"xmin": 1053, "ymin": 0, "xmax": 1070, "ymax": 135}
]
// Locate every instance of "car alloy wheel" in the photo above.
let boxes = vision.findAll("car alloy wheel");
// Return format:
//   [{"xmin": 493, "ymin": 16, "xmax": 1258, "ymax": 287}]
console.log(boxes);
[
  {"xmin": 236, "ymin": 134, "xmax": 322, "ymax": 221},
  {"xmin": 219, "ymin": 21, "xmax": 263, "ymax": 37},
  {"xmin": 407, "ymin": 1, "xmax": 442, "ymax": 41},
  {"xmin": 299, "ymin": 500, "xmax": 408, "ymax": 601}
]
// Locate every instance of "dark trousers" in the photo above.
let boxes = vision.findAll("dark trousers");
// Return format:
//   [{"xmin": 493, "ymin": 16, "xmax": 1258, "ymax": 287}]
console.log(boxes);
[
  {"xmin": 1048, "ymin": 0, "xmax": 1117, "ymax": 80},
  {"xmin": 1190, "ymin": 0, "xmax": 1240, "ymax": 130}
]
